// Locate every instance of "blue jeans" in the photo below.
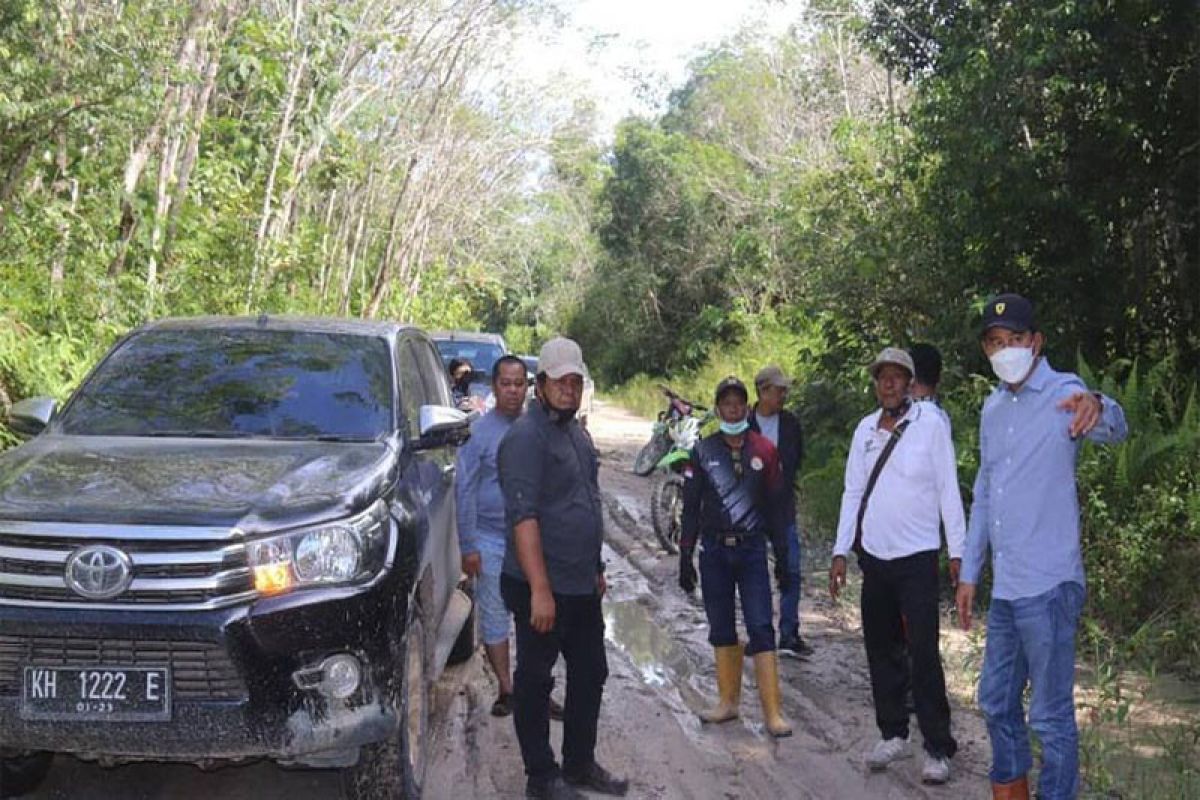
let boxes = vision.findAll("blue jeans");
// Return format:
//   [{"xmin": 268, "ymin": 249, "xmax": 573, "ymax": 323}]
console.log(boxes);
[
  {"xmin": 778, "ymin": 522, "xmax": 802, "ymax": 638},
  {"xmin": 699, "ymin": 534, "xmax": 775, "ymax": 655},
  {"xmin": 978, "ymin": 581, "xmax": 1085, "ymax": 799}
]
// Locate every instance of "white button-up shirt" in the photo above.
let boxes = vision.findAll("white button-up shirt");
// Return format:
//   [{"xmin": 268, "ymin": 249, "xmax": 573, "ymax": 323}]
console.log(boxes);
[{"xmin": 833, "ymin": 402, "xmax": 966, "ymax": 560}]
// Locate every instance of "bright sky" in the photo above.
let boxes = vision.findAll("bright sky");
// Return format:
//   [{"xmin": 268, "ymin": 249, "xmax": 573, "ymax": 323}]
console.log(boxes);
[{"xmin": 515, "ymin": 0, "xmax": 807, "ymax": 139}]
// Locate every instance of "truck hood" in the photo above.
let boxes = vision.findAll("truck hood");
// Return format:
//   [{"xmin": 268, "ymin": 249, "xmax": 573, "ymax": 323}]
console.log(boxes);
[{"xmin": 0, "ymin": 435, "xmax": 398, "ymax": 530}]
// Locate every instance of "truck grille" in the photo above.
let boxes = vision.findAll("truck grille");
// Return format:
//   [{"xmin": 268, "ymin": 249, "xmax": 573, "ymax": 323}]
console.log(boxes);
[
  {"xmin": 0, "ymin": 635, "xmax": 247, "ymax": 700},
  {"xmin": 0, "ymin": 522, "xmax": 257, "ymax": 610}
]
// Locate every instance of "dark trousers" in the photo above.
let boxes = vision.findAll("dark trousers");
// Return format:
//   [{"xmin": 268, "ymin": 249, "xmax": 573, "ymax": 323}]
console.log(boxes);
[
  {"xmin": 859, "ymin": 549, "xmax": 957, "ymax": 759},
  {"xmin": 699, "ymin": 534, "xmax": 775, "ymax": 655},
  {"xmin": 501, "ymin": 573, "xmax": 609, "ymax": 780}
]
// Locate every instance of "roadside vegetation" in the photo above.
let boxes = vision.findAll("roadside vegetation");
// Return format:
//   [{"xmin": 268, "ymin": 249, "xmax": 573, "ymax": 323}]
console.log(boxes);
[
  {"xmin": 2, "ymin": 0, "xmax": 1197, "ymax": 793},
  {"xmin": 589, "ymin": 3, "xmax": 1199, "ymax": 794}
]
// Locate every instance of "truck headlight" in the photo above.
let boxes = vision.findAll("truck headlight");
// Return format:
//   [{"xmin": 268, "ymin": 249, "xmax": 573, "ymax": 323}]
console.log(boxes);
[
  {"xmin": 295, "ymin": 527, "xmax": 360, "ymax": 582},
  {"xmin": 248, "ymin": 501, "xmax": 389, "ymax": 596}
]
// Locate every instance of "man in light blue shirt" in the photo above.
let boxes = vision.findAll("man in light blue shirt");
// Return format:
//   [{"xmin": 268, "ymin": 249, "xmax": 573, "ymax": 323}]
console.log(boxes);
[
  {"xmin": 456, "ymin": 354, "xmax": 529, "ymax": 717},
  {"xmin": 956, "ymin": 294, "xmax": 1128, "ymax": 800}
]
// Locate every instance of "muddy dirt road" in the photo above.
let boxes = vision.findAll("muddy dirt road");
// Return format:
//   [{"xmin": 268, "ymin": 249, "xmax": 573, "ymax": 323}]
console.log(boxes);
[{"xmin": 27, "ymin": 399, "xmax": 992, "ymax": 798}]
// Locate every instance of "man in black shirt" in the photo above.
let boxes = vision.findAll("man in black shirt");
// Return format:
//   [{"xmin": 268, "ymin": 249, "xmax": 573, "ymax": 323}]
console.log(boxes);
[
  {"xmin": 498, "ymin": 337, "xmax": 628, "ymax": 800},
  {"xmin": 748, "ymin": 365, "xmax": 813, "ymax": 658}
]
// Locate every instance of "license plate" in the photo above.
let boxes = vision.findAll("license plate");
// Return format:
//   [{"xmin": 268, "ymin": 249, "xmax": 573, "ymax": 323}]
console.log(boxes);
[{"xmin": 20, "ymin": 666, "xmax": 171, "ymax": 722}]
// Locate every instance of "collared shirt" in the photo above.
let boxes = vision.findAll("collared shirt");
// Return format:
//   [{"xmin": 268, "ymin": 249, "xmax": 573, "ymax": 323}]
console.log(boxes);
[
  {"xmin": 833, "ymin": 402, "xmax": 966, "ymax": 560},
  {"xmin": 498, "ymin": 402, "xmax": 604, "ymax": 595},
  {"xmin": 454, "ymin": 409, "xmax": 517, "ymax": 555},
  {"xmin": 962, "ymin": 358, "xmax": 1128, "ymax": 600}
]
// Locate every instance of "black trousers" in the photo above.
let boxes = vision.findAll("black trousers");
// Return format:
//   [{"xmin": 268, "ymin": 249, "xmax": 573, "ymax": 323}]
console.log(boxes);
[
  {"xmin": 859, "ymin": 549, "xmax": 958, "ymax": 759},
  {"xmin": 501, "ymin": 573, "xmax": 609, "ymax": 779}
]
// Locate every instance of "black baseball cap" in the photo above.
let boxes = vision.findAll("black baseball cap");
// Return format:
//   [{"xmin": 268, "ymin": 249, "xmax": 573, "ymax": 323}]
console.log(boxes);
[
  {"xmin": 714, "ymin": 375, "xmax": 748, "ymax": 403},
  {"xmin": 981, "ymin": 293, "xmax": 1035, "ymax": 336}
]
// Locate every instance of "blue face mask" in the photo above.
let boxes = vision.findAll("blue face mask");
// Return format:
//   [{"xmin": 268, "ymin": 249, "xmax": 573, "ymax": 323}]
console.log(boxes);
[{"xmin": 719, "ymin": 418, "xmax": 749, "ymax": 436}]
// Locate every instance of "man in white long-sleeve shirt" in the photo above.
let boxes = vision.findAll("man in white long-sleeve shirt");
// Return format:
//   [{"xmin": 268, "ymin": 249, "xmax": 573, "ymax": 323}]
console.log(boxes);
[{"xmin": 828, "ymin": 347, "xmax": 966, "ymax": 785}]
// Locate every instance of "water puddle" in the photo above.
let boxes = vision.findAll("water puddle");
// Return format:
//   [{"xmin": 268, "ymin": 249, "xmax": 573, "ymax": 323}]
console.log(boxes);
[
  {"xmin": 600, "ymin": 544, "xmax": 772, "ymax": 747},
  {"xmin": 601, "ymin": 543, "xmax": 694, "ymax": 687},
  {"xmin": 603, "ymin": 596, "xmax": 694, "ymax": 688}
]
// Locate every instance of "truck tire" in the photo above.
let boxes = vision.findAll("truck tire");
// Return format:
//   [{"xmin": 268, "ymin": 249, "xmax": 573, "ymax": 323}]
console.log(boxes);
[
  {"xmin": 342, "ymin": 612, "xmax": 429, "ymax": 800},
  {"xmin": 0, "ymin": 751, "xmax": 52, "ymax": 799},
  {"xmin": 446, "ymin": 579, "xmax": 477, "ymax": 666}
]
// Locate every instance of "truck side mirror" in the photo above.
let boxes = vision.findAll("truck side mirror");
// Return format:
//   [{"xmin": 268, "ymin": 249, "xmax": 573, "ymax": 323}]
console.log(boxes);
[
  {"xmin": 413, "ymin": 405, "xmax": 471, "ymax": 450},
  {"xmin": 8, "ymin": 396, "xmax": 57, "ymax": 437}
]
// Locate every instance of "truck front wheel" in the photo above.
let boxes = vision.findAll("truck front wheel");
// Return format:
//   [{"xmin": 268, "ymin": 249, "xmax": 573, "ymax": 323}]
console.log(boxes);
[
  {"xmin": 0, "ymin": 751, "xmax": 52, "ymax": 799},
  {"xmin": 342, "ymin": 611, "xmax": 429, "ymax": 800}
]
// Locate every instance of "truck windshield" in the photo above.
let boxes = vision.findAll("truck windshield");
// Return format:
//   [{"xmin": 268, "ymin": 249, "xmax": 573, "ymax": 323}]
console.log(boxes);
[{"xmin": 58, "ymin": 329, "xmax": 394, "ymax": 440}]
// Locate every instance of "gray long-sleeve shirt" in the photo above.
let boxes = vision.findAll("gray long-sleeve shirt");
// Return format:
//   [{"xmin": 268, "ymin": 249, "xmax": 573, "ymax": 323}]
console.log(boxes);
[
  {"xmin": 498, "ymin": 402, "xmax": 603, "ymax": 595},
  {"xmin": 454, "ymin": 409, "xmax": 517, "ymax": 555}
]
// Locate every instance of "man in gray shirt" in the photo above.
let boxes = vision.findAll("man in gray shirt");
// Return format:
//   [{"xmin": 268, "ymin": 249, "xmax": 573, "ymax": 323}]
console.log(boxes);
[{"xmin": 498, "ymin": 337, "xmax": 627, "ymax": 800}]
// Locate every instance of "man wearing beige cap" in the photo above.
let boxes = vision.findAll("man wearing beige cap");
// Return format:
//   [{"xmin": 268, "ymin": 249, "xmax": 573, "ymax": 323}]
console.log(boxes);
[
  {"xmin": 829, "ymin": 347, "xmax": 965, "ymax": 785},
  {"xmin": 499, "ymin": 337, "xmax": 627, "ymax": 799},
  {"xmin": 749, "ymin": 365, "xmax": 811, "ymax": 657}
]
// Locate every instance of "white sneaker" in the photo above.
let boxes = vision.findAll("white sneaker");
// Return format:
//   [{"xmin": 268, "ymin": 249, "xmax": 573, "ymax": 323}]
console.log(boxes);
[
  {"xmin": 921, "ymin": 754, "xmax": 950, "ymax": 785},
  {"xmin": 865, "ymin": 737, "xmax": 911, "ymax": 771}
]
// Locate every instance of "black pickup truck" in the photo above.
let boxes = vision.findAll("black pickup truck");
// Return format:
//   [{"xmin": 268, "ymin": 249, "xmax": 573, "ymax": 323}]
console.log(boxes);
[{"xmin": 0, "ymin": 317, "xmax": 476, "ymax": 799}]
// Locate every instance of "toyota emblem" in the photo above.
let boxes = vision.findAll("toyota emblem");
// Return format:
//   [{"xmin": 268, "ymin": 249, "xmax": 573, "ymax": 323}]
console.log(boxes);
[{"xmin": 65, "ymin": 545, "xmax": 134, "ymax": 600}]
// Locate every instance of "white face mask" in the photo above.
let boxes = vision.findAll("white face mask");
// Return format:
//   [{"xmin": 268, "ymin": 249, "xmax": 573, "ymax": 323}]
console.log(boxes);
[{"xmin": 989, "ymin": 346, "xmax": 1036, "ymax": 384}]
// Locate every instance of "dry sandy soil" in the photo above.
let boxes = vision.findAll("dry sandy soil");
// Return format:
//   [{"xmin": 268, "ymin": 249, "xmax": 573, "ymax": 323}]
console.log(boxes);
[{"xmin": 26, "ymin": 399, "xmax": 995, "ymax": 799}]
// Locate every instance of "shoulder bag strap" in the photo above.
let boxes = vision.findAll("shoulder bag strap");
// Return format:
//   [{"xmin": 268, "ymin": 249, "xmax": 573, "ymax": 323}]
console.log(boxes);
[{"xmin": 852, "ymin": 419, "xmax": 912, "ymax": 556}]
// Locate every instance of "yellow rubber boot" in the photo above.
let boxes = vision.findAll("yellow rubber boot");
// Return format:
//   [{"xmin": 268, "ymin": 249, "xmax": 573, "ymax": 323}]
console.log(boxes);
[
  {"xmin": 699, "ymin": 645, "xmax": 743, "ymax": 723},
  {"xmin": 753, "ymin": 651, "xmax": 792, "ymax": 738}
]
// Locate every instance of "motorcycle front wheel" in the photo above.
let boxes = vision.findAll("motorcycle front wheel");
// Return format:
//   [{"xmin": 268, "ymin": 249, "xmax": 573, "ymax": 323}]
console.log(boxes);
[
  {"xmin": 650, "ymin": 473, "xmax": 685, "ymax": 554},
  {"xmin": 632, "ymin": 432, "xmax": 671, "ymax": 476}
]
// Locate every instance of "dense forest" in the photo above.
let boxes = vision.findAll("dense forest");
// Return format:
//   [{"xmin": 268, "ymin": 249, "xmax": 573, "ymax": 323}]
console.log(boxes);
[
  {"xmin": 1, "ymin": 0, "xmax": 1198, "ymax": 750},
  {"xmin": 567, "ymin": 0, "xmax": 1200, "ymax": 682}
]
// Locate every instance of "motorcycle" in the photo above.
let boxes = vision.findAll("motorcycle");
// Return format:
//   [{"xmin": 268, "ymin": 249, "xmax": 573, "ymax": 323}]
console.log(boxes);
[{"xmin": 632, "ymin": 385, "xmax": 714, "ymax": 554}]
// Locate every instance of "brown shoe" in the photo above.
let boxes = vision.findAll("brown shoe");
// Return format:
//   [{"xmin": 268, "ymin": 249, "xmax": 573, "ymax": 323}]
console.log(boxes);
[{"xmin": 992, "ymin": 775, "xmax": 1030, "ymax": 800}]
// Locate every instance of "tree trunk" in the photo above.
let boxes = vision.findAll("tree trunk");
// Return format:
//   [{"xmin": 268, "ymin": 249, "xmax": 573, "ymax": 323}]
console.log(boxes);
[
  {"xmin": 246, "ymin": 0, "xmax": 307, "ymax": 308},
  {"xmin": 162, "ymin": 9, "xmax": 235, "ymax": 267},
  {"xmin": 316, "ymin": 187, "xmax": 338, "ymax": 305},
  {"xmin": 339, "ymin": 170, "xmax": 375, "ymax": 316},
  {"xmin": 108, "ymin": 0, "xmax": 214, "ymax": 277},
  {"xmin": 363, "ymin": 155, "xmax": 419, "ymax": 318},
  {"xmin": 49, "ymin": 127, "xmax": 78, "ymax": 298}
]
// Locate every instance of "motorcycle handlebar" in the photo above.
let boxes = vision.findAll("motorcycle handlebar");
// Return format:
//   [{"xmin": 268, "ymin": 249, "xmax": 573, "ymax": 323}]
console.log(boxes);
[{"xmin": 658, "ymin": 384, "xmax": 706, "ymax": 413}]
